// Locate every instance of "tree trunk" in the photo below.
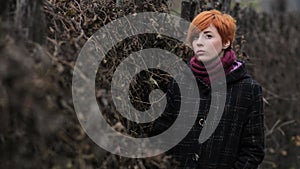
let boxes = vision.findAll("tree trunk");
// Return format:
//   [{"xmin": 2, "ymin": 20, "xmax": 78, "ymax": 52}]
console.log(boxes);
[
  {"xmin": 14, "ymin": 0, "xmax": 45, "ymax": 44},
  {"xmin": 221, "ymin": 0, "xmax": 231, "ymax": 13},
  {"xmin": 181, "ymin": 0, "xmax": 197, "ymax": 21}
]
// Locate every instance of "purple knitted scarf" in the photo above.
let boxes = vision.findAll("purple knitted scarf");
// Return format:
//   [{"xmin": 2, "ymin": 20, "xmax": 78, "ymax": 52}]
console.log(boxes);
[{"xmin": 189, "ymin": 49, "xmax": 236, "ymax": 85}]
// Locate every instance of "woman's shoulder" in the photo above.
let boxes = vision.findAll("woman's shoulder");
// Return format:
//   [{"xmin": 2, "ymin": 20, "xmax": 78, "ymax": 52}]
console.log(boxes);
[
  {"xmin": 228, "ymin": 61, "xmax": 259, "ymax": 83},
  {"xmin": 228, "ymin": 61, "xmax": 262, "ymax": 93},
  {"xmin": 239, "ymin": 77, "xmax": 263, "ymax": 99}
]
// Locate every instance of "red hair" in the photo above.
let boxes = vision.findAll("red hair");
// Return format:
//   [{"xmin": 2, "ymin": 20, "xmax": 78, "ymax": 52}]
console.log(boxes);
[{"xmin": 186, "ymin": 10, "xmax": 236, "ymax": 48}]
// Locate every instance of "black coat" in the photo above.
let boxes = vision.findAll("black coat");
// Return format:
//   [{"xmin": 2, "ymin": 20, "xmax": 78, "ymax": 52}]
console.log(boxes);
[{"xmin": 151, "ymin": 61, "xmax": 265, "ymax": 169}]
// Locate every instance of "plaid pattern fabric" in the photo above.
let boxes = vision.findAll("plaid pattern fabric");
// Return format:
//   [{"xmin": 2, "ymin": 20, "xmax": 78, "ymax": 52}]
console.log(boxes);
[{"xmin": 151, "ymin": 62, "xmax": 265, "ymax": 169}]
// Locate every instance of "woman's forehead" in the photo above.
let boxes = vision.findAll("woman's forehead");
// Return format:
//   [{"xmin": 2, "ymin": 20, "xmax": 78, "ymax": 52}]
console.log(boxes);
[
  {"xmin": 202, "ymin": 24, "xmax": 218, "ymax": 32},
  {"xmin": 193, "ymin": 24, "xmax": 218, "ymax": 34}
]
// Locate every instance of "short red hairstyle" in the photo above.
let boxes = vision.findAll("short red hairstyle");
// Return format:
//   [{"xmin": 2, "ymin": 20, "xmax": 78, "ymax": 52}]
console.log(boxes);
[{"xmin": 186, "ymin": 10, "xmax": 236, "ymax": 48}]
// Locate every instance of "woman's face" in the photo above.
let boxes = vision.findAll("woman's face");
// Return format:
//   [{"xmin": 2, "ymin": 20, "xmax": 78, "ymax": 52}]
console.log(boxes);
[{"xmin": 192, "ymin": 24, "xmax": 227, "ymax": 62}]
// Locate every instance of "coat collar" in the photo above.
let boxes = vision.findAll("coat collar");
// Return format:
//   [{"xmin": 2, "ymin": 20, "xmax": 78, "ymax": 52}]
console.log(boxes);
[{"xmin": 185, "ymin": 60, "xmax": 250, "ymax": 91}]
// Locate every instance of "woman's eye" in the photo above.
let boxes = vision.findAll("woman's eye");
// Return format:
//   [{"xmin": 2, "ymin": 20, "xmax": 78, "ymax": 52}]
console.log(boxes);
[
  {"xmin": 205, "ymin": 34, "xmax": 212, "ymax": 39},
  {"xmin": 192, "ymin": 35, "xmax": 199, "ymax": 40}
]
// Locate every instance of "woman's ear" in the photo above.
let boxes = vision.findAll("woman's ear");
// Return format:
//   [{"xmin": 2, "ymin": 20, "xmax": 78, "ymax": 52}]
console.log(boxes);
[{"xmin": 223, "ymin": 41, "xmax": 230, "ymax": 49}]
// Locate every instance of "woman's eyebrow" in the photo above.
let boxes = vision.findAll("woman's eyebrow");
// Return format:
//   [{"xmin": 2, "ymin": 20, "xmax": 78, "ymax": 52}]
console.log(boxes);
[{"xmin": 203, "ymin": 30, "xmax": 212, "ymax": 34}]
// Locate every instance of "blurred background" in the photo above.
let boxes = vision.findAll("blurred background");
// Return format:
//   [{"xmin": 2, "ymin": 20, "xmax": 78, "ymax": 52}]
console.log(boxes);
[{"xmin": 0, "ymin": 0, "xmax": 299, "ymax": 168}]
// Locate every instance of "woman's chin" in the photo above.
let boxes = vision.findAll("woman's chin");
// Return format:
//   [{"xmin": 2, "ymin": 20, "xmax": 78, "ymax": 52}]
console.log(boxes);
[
  {"xmin": 195, "ymin": 54, "xmax": 220, "ymax": 63},
  {"xmin": 196, "ymin": 56, "xmax": 212, "ymax": 63}
]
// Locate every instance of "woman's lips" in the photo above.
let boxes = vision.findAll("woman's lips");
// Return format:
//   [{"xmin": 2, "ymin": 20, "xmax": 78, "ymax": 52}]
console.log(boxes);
[{"xmin": 196, "ymin": 50, "xmax": 205, "ymax": 55}]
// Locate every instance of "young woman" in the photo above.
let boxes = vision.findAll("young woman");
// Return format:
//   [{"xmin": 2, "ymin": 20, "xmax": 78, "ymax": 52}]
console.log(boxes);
[{"xmin": 151, "ymin": 10, "xmax": 265, "ymax": 169}]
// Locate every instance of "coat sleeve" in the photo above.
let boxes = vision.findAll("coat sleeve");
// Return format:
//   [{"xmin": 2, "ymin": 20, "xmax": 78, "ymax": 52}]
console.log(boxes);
[
  {"xmin": 232, "ymin": 84, "xmax": 265, "ymax": 169},
  {"xmin": 150, "ymin": 79, "xmax": 181, "ymax": 136}
]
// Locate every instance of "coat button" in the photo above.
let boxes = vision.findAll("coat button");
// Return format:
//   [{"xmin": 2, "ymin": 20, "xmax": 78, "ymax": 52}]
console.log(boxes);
[
  {"xmin": 199, "ymin": 118, "xmax": 206, "ymax": 127},
  {"xmin": 192, "ymin": 153, "xmax": 200, "ymax": 161}
]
